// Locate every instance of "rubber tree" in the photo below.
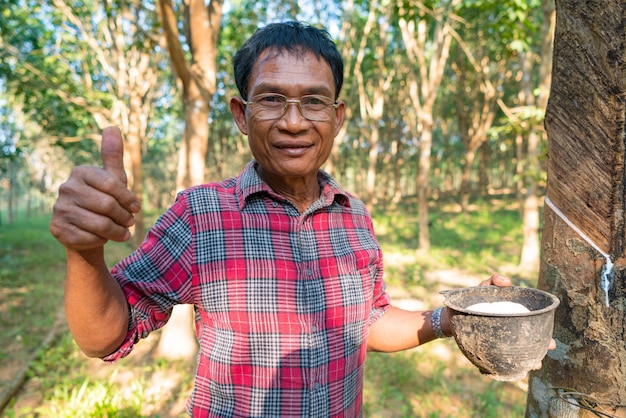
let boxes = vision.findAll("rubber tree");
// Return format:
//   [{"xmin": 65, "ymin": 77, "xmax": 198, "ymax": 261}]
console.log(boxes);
[{"xmin": 526, "ymin": 0, "xmax": 626, "ymax": 416}]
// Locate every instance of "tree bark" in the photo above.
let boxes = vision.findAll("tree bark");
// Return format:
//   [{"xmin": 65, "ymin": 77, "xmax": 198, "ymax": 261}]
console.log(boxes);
[{"xmin": 526, "ymin": 0, "xmax": 626, "ymax": 416}]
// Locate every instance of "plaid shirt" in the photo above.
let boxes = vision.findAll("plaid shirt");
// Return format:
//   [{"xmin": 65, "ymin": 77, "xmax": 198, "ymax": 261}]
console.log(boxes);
[{"xmin": 105, "ymin": 161, "xmax": 390, "ymax": 417}]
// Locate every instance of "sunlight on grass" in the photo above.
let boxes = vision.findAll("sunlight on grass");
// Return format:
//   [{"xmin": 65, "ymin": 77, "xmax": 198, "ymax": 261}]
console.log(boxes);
[{"xmin": 6, "ymin": 332, "xmax": 193, "ymax": 417}]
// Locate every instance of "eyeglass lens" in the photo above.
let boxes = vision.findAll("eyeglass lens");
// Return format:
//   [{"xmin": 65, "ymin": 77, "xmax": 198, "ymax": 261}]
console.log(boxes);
[{"xmin": 246, "ymin": 94, "xmax": 336, "ymax": 121}]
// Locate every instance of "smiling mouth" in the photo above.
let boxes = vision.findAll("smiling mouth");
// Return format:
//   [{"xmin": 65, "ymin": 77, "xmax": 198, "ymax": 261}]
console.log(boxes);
[
  {"xmin": 277, "ymin": 144, "xmax": 311, "ymax": 149},
  {"xmin": 273, "ymin": 143, "xmax": 313, "ymax": 156},
  {"xmin": 274, "ymin": 141, "xmax": 313, "ymax": 149}
]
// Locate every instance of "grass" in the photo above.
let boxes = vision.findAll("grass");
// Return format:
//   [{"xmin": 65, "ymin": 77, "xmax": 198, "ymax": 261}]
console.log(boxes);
[
  {"xmin": 0, "ymin": 217, "xmax": 67, "ymax": 369},
  {"xmin": 1, "ymin": 197, "xmax": 532, "ymax": 417},
  {"xmin": 373, "ymin": 197, "xmax": 532, "ymax": 291},
  {"xmin": 363, "ymin": 345, "xmax": 527, "ymax": 417}
]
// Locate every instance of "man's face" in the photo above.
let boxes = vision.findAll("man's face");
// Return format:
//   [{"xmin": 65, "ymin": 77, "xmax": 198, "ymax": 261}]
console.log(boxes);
[{"xmin": 231, "ymin": 49, "xmax": 345, "ymax": 182}]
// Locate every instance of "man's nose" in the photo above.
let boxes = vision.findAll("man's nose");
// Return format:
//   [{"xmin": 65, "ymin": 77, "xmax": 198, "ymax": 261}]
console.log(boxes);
[{"xmin": 282, "ymin": 100, "xmax": 307, "ymax": 123}]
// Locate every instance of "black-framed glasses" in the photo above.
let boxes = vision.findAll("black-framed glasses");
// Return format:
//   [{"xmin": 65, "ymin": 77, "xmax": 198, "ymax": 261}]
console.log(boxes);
[{"xmin": 242, "ymin": 93, "xmax": 338, "ymax": 122}]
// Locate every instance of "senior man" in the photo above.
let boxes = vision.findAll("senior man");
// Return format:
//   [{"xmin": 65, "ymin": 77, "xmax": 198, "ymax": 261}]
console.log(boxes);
[{"xmin": 51, "ymin": 21, "xmax": 520, "ymax": 417}]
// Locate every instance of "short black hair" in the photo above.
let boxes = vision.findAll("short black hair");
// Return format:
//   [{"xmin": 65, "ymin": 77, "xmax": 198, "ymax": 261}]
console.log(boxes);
[{"xmin": 233, "ymin": 21, "xmax": 344, "ymax": 100}]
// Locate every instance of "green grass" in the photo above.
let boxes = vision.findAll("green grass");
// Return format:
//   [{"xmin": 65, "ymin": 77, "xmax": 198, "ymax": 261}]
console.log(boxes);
[
  {"xmin": 0, "ymin": 216, "xmax": 67, "ymax": 367},
  {"xmin": 373, "ymin": 197, "xmax": 528, "ymax": 288},
  {"xmin": 363, "ymin": 341, "xmax": 526, "ymax": 418},
  {"xmin": 1, "ymin": 198, "xmax": 533, "ymax": 416}
]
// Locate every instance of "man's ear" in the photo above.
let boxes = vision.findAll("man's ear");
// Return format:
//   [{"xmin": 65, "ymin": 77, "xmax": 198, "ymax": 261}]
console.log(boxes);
[
  {"xmin": 333, "ymin": 101, "xmax": 346, "ymax": 137},
  {"xmin": 230, "ymin": 97, "xmax": 248, "ymax": 135}
]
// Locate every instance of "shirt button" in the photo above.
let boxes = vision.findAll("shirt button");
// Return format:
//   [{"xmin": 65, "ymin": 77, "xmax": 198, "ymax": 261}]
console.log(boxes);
[
  {"xmin": 312, "ymin": 325, "xmax": 317, "ymax": 332},
  {"xmin": 272, "ymin": 202, "xmax": 278, "ymax": 207},
  {"xmin": 306, "ymin": 269, "xmax": 313, "ymax": 276}
]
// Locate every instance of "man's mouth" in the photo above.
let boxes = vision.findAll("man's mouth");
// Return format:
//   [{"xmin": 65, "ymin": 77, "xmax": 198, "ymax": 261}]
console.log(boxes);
[{"xmin": 274, "ymin": 142, "xmax": 313, "ymax": 155}]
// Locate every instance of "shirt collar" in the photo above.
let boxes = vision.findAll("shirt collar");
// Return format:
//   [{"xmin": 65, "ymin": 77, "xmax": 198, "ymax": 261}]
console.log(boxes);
[{"xmin": 236, "ymin": 160, "xmax": 352, "ymax": 210}]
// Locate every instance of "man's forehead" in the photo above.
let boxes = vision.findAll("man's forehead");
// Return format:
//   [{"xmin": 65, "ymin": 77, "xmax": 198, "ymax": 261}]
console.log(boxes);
[
  {"xmin": 249, "ymin": 48, "xmax": 335, "ymax": 94},
  {"xmin": 254, "ymin": 46, "xmax": 324, "ymax": 67}
]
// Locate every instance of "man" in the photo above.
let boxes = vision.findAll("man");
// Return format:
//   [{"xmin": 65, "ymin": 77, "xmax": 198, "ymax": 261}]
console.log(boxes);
[{"xmin": 51, "ymin": 21, "xmax": 519, "ymax": 417}]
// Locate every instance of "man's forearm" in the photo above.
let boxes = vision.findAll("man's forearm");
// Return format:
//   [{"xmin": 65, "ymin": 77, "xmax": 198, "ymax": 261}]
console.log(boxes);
[
  {"xmin": 64, "ymin": 247, "xmax": 129, "ymax": 358},
  {"xmin": 366, "ymin": 306, "xmax": 451, "ymax": 352}
]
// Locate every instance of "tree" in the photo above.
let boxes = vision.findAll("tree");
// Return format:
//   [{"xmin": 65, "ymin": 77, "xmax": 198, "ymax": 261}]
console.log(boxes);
[
  {"xmin": 517, "ymin": 0, "xmax": 554, "ymax": 276},
  {"xmin": 154, "ymin": 0, "xmax": 223, "ymax": 360},
  {"xmin": 397, "ymin": 0, "xmax": 460, "ymax": 253},
  {"xmin": 526, "ymin": 0, "xmax": 626, "ymax": 415},
  {"xmin": 0, "ymin": 120, "xmax": 22, "ymax": 224},
  {"xmin": 157, "ymin": 0, "xmax": 223, "ymax": 190},
  {"xmin": 354, "ymin": 0, "xmax": 396, "ymax": 211},
  {"xmin": 451, "ymin": 34, "xmax": 501, "ymax": 212}
]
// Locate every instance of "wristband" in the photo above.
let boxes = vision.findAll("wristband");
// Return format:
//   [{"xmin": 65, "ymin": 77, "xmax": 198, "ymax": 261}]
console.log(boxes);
[{"xmin": 431, "ymin": 307, "xmax": 449, "ymax": 339}]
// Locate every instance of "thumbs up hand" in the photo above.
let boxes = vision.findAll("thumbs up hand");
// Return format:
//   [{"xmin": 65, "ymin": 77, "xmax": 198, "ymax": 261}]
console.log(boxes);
[{"xmin": 50, "ymin": 127, "xmax": 141, "ymax": 251}]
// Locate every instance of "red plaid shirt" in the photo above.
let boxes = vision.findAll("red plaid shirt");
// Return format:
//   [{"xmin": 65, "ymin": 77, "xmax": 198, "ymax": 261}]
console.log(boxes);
[{"xmin": 105, "ymin": 161, "xmax": 390, "ymax": 417}]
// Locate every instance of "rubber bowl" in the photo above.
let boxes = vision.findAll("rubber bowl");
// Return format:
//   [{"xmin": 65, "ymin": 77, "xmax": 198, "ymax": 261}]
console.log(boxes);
[{"xmin": 442, "ymin": 286, "xmax": 559, "ymax": 381}]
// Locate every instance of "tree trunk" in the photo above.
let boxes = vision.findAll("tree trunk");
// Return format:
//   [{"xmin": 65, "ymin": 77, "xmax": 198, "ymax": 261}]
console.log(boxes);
[
  {"xmin": 459, "ymin": 148, "xmax": 476, "ymax": 211},
  {"xmin": 159, "ymin": 0, "xmax": 222, "ymax": 191},
  {"xmin": 518, "ymin": 52, "xmax": 541, "ymax": 275},
  {"xmin": 177, "ymin": 87, "xmax": 211, "ymax": 189},
  {"xmin": 526, "ymin": 0, "xmax": 626, "ymax": 416},
  {"xmin": 398, "ymin": 0, "xmax": 457, "ymax": 253},
  {"xmin": 417, "ymin": 123, "xmax": 433, "ymax": 253},
  {"xmin": 519, "ymin": 0, "xmax": 555, "ymax": 275},
  {"xmin": 519, "ymin": 0, "xmax": 555, "ymax": 276},
  {"xmin": 156, "ymin": 0, "xmax": 223, "ymax": 361}
]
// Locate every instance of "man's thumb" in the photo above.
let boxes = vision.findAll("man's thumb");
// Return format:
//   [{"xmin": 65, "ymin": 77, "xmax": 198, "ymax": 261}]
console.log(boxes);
[{"xmin": 101, "ymin": 126, "xmax": 128, "ymax": 186}]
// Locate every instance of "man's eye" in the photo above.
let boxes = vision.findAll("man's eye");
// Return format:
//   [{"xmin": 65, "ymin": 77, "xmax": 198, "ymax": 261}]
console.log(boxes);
[
  {"xmin": 302, "ymin": 96, "xmax": 329, "ymax": 106},
  {"xmin": 259, "ymin": 95, "xmax": 284, "ymax": 104}
]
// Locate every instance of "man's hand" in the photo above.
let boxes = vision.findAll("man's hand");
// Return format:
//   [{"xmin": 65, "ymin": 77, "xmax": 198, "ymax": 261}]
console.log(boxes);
[
  {"xmin": 479, "ymin": 273, "xmax": 512, "ymax": 287},
  {"xmin": 50, "ymin": 127, "xmax": 141, "ymax": 251}
]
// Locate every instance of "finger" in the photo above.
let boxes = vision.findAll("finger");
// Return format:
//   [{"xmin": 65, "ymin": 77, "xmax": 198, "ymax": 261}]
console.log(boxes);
[
  {"xmin": 52, "ymin": 214, "xmax": 130, "ymax": 249},
  {"xmin": 548, "ymin": 338, "xmax": 556, "ymax": 350},
  {"xmin": 70, "ymin": 166, "xmax": 139, "ymax": 225},
  {"xmin": 99, "ymin": 128, "xmax": 140, "ymax": 213},
  {"xmin": 480, "ymin": 273, "xmax": 512, "ymax": 287},
  {"xmin": 101, "ymin": 126, "xmax": 128, "ymax": 186},
  {"xmin": 51, "ymin": 197, "xmax": 132, "ymax": 250}
]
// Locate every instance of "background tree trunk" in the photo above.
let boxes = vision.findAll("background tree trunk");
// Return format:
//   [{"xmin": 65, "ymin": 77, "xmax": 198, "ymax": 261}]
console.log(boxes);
[
  {"xmin": 398, "ymin": 0, "xmax": 458, "ymax": 253},
  {"xmin": 526, "ymin": 0, "xmax": 626, "ymax": 416},
  {"xmin": 519, "ymin": 1, "xmax": 555, "ymax": 276},
  {"xmin": 155, "ymin": 0, "xmax": 223, "ymax": 361}
]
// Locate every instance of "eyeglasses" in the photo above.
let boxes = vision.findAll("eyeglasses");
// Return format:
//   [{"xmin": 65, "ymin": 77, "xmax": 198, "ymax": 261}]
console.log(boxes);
[{"xmin": 242, "ymin": 93, "xmax": 338, "ymax": 122}]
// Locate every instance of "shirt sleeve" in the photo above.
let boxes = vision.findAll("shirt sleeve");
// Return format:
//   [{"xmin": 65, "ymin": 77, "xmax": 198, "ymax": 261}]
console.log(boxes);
[
  {"xmin": 102, "ymin": 193, "xmax": 195, "ymax": 362},
  {"xmin": 365, "ymin": 216, "xmax": 391, "ymax": 326}
]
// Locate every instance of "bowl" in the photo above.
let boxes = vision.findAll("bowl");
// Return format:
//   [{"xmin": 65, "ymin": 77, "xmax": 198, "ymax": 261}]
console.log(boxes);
[{"xmin": 442, "ymin": 285, "xmax": 560, "ymax": 381}]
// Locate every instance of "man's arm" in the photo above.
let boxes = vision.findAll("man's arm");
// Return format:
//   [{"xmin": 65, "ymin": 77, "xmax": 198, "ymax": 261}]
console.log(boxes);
[
  {"xmin": 366, "ymin": 274, "xmax": 512, "ymax": 352},
  {"xmin": 50, "ymin": 127, "xmax": 141, "ymax": 358},
  {"xmin": 64, "ymin": 248, "xmax": 130, "ymax": 357},
  {"xmin": 366, "ymin": 306, "xmax": 451, "ymax": 352}
]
